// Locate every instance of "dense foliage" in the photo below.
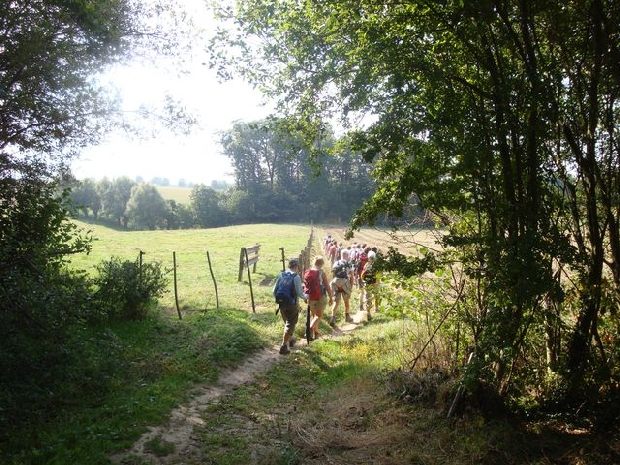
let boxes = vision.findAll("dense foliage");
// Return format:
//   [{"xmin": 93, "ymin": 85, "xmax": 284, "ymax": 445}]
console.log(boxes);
[
  {"xmin": 0, "ymin": 158, "xmax": 170, "ymax": 439},
  {"xmin": 212, "ymin": 0, "xmax": 620, "ymax": 417},
  {"xmin": 93, "ymin": 257, "xmax": 168, "ymax": 321},
  {"xmin": 220, "ymin": 117, "xmax": 374, "ymax": 224},
  {"xmin": 0, "ymin": 0, "xmax": 130, "ymax": 155}
]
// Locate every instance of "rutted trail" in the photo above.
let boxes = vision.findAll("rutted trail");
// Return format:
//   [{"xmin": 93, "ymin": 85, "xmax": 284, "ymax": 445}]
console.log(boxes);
[
  {"xmin": 111, "ymin": 346, "xmax": 282, "ymax": 464},
  {"xmin": 111, "ymin": 313, "xmax": 366, "ymax": 465}
]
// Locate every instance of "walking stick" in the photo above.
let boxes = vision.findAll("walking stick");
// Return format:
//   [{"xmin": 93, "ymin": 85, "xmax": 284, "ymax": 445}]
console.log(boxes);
[{"xmin": 305, "ymin": 303, "xmax": 312, "ymax": 345}]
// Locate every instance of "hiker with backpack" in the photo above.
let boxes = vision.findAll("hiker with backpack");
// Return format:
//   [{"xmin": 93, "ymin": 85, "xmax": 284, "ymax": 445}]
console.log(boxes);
[
  {"xmin": 303, "ymin": 256, "xmax": 333, "ymax": 340},
  {"xmin": 355, "ymin": 245, "xmax": 370, "ymax": 312},
  {"xmin": 273, "ymin": 258, "xmax": 308, "ymax": 355},
  {"xmin": 356, "ymin": 245, "xmax": 370, "ymax": 288},
  {"xmin": 361, "ymin": 250, "xmax": 380, "ymax": 320},
  {"xmin": 328, "ymin": 240, "xmax": 338, "ymax": 265},
  {"xmin": 323, "ymin": 234, "xmax": 332, "ymax": 254},
  {"xmin": 329, "ymin": 250, "xmax": 354, "ymax": 326}
]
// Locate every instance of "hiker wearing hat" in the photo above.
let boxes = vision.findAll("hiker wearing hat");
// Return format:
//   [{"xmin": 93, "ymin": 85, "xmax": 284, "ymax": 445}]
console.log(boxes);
[{"xmin": 273, "ymin": 258, "xmax": 308, "ymax": 354}]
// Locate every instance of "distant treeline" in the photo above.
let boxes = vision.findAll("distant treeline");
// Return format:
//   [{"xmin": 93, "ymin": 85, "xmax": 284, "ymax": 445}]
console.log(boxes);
[{"xmin": 68, "ymin": 118, "xmax": 375, "ymax": 229}]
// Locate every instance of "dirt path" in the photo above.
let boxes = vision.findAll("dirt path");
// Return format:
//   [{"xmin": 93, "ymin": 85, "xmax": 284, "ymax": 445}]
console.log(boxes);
[{"xmin": 111, "ymin": 313, "xmax": 366, "ymax": 465}]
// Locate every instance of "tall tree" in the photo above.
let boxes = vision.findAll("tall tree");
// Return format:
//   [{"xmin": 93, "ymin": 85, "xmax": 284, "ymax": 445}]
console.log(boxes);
[
  {"xmin": 69, "ymin": 179, "xmax": 101, "ymax": 218},
  {"xmin": 125, "ymin": 183, "xmax": 168, "ymax": 230},
  {"xmin": 100, "ymin": 177, "xmax": 135, "ymax": 227},
  {"xmin": 212, "ymin": 0, "xmax": 620, "ymax": 400},
  {"xmin": 190, "ymin": 185, "xmax": 224, "ymax": 227},
  {"xmin": 0, "ymin": 0, "xmax": 131, "ymax": 157},
  {"xmin": 219, "ymin": 117, "xmax": 373, "ymax": 223}
]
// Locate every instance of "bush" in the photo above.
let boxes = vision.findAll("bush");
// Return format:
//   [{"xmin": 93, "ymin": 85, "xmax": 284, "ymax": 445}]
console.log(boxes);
[{"xmin": 93, "ymin": 257, "xmax": 168, "ymax": 321}]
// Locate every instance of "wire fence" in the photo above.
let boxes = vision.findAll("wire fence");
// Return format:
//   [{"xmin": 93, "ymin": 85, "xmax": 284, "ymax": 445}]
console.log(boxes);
[{"xmin": 136, "ymin": 227, "xmax": 316, "ymax": 317}]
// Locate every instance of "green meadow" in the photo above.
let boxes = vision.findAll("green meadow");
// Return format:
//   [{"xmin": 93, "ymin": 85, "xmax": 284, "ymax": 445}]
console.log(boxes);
[
  {"xmin": 70, "ymin": 221, "xmax": 313, "ymax": 313},
  {"xmin": 6, "ymin": 222, "xmax": 609, "ymax": 465},
  {"xmin": 155, "ymin": 186, "xmax": 192, "ymax": 205},
  {"xmin": 3, "ymin": 222, "xmax": 315, "ymax": 465}
]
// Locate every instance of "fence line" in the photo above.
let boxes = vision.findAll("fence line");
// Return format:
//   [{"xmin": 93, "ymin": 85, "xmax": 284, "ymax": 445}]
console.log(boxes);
[
  {"xmin": 161, "ymin": 227, "xmax": 317, "ymax": 314},
  {"xmin": 297, "ymin": 227, "xmax": 315, "ymax": 276}
]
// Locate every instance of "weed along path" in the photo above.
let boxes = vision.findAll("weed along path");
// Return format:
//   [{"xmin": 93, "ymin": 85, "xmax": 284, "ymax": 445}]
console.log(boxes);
[{"xmin": 111, "ymin": 313, "xmax": 368, "ymax": 465}]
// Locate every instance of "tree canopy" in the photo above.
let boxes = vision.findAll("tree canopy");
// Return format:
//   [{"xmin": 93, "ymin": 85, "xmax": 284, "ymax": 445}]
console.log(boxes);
[
  {"xmin": 212, "ymin": 0, "xmax": 620, "ymax": 406},
  {"xmin": 221, "ymin": 117, "xmax": 374, "ymax": 223},
  {"xmin": 0, "ymin": 0, "xmax": 132, "ymax": 157}
]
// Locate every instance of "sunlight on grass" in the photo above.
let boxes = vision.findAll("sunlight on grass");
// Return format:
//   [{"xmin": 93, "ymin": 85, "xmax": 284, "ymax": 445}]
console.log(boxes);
[{"xmin": 70, "ymin": 221, "xmax": 312, "ymax": 311}]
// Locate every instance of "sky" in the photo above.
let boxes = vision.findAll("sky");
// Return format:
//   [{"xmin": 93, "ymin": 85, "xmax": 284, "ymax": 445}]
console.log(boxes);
[{"xmin": 71, "ymin": 0, "xmax": 272, "ymax": 186}]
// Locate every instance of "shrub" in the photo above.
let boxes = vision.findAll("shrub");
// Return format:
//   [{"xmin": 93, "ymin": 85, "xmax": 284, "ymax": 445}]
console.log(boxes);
[{"xmin": 93, "ymin": 257, "xmax": 168, "ymax": 321}]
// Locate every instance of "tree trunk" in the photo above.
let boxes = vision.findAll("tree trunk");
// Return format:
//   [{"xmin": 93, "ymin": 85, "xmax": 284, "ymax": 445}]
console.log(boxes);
[{"xmin": 565, "ymin": 0, "xmax": 606, "ymax": 396}]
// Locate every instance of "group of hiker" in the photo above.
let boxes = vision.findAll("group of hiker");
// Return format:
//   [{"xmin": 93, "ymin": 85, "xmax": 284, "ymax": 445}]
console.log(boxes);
[{"xmin": 273, "ymin": 233, "xmax": 381, "ymax": 355}]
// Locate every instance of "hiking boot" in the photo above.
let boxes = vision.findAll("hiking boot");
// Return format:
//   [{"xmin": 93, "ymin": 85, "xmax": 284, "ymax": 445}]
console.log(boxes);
[
  {"xmin": 345, "ymin": 313, "xmax": 353, "ymax": 323},
  {"xmin": 289, "ymin": 337, "xmax": 297, "ymax": 348},
  {"xmin": 279, "ymin": 344, "xmax": 290, "ymax": 355},
  {"xmin": 329, "ymin": 316, "xmax": 337, "ymax": 327},
  {"xmin": 367, "ymin": 313, "xmax": 372, "ymax": 322}
]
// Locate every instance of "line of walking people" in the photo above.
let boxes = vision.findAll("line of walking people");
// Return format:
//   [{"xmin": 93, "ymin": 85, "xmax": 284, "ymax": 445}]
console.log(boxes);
[
  {"xmin": 321, "ymin": 235, "xmax": 381, "ymax": 326},
  {"xmin": 272, "ymin": 233, "xmax": 383, "ymax": 355}
]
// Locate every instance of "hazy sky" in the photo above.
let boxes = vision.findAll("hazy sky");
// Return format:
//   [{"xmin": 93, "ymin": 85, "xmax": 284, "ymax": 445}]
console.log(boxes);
[{"xmin": 71, "ymin": 0, "xmax": 272, "ymax": 185}]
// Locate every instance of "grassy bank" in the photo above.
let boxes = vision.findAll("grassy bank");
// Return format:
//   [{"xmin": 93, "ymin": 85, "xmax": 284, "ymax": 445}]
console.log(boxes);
[
  {"xmin": 2, "ymin": 223, "xmax": 312, "ymax": 465},
  {"xmin": 185, "ymin": 315, "xmax": 618, "ymax": 465},
  {"xmin": 3, "ymin": 309, "xmax": 282, "ymax": 465}
]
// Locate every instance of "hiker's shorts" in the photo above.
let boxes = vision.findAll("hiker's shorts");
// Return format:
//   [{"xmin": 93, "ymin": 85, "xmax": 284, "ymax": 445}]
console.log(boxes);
[
  {"xmin": 279, "ymin": 302, "xmax": 300, "ymax": 338},
  {"xmin": 309, "ymin": 295, "xmax": 328, "ymax": 316},
  {"xmin": 331, "ymin": 278, "xmax": 351, "ymax": 303}
]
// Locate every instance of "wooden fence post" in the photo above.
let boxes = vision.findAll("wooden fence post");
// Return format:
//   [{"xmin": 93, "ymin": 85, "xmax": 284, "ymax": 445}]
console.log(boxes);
[
  {"xmin": 244, "ymin": 248, "xmax": 256, "ymax": 313},
  {"xmin": 279, "ymin": 247, "xmax": 286, "ymax": 272},
  {"xmin": 207, "ymin": 251, "xmax": 219, "ymax": 310},
  {"xmin": 173, "ymin": 251, "xmax": 182, "ymax": 320},
  {"xmin": 238, "ymin": 247, "xmax": 246, "ymax": 282},
  {"xmin": 138, "ymin": 250, "xmax": 144, "ymax": 284}
]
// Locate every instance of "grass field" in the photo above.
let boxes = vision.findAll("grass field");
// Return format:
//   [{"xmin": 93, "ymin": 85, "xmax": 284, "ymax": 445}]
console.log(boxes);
[
  {"xmin": 3, "ymin": 222, "xmax": 317, "ymax": 465},
  {"xmin": 319, "ymin": 225, "xmax": 442, "ymax": 255},
  {"xmin": 155, "ymin": 186, "xmax": 193, "ymax": 205},
  {"xmin": 185, "ymin": 315, "xmax": 615, "ymax": 465},
  {"xmin": 71, "ymin": 221, "xmax": 314, "ymax": 313},
  {"xmin": 7, "ymin": 222, "xmax": 614, "ymax": 465}
]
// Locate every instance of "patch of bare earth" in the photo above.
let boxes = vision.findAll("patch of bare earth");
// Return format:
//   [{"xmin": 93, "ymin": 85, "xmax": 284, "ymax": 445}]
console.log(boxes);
[
  {"xmin": 291, "ymin": 377, "xmax": 418, "ymax": 465},
  {"xmin": 110, "ymin": 347, "xmax": 283, "ymax": 465}
]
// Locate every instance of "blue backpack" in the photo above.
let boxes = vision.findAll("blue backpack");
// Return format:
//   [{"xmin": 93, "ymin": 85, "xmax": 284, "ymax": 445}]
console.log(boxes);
[{"xmin": 275, "ymin": 271, "xmax": 297, "ymax": 305}]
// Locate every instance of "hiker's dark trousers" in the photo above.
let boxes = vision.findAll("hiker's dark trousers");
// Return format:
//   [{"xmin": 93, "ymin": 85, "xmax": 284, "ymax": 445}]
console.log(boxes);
[{"xmin": 279, "ymin": 302, "xmax": 300, "ymax": 339}]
